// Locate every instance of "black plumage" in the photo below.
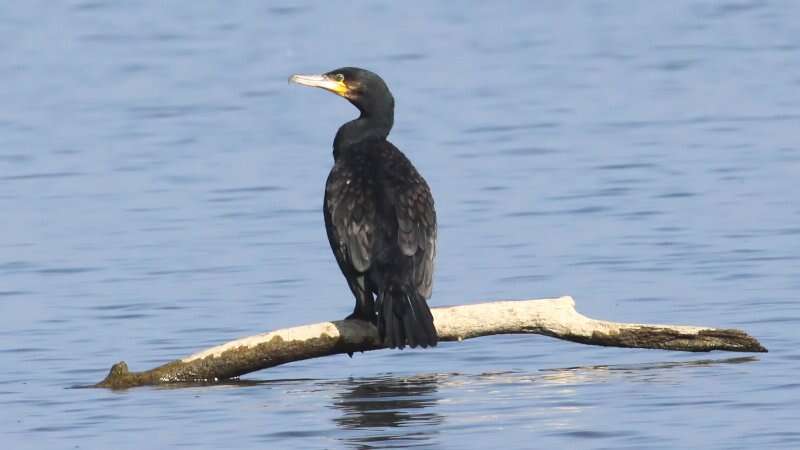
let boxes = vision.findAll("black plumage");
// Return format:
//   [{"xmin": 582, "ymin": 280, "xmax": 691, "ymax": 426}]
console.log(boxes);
[{"xmin": 290, "ymin": 67, "xmax": 437, "ymax": 348}]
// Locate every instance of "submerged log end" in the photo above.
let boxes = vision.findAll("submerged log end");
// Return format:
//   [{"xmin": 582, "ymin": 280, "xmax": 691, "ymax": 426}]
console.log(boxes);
[
  {"xmin": 94, "ymin": 360, "xmax": 188, "ymax": 389},
  {"xmin": 94, "ymin": 361, "xmax": 135, "ymax": 389},
  {"xmin": 565, "ymin": 326, "xmax": 768, "ymax": 353},
  {"xmin": 696, "ymin": 328, "xmax": 768, "ymax": 353}
]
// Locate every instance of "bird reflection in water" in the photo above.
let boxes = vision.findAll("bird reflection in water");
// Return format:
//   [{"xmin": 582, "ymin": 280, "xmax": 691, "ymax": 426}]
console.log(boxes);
[{"xmin": 331, "ymin": 374, "xmax": 443, "ymax": 448}]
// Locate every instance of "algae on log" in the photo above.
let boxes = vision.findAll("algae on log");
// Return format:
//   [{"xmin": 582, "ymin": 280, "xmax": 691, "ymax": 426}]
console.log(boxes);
[{"xmin": 95, "ymin": 296, "xmax": 767, "ymax": 389}]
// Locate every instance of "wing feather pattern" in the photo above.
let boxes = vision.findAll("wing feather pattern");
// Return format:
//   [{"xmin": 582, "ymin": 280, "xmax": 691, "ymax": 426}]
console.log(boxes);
[
  {"xmin": 324, "ymin": 160, "xmax": 374, "ymax": 301},
  {"xmin": 376, "ymin": 142, "xmax": 437, "ymax": 299},
  {"xmin": 324, "ymin": 141, "xmax": 436, "ymax": 309}
]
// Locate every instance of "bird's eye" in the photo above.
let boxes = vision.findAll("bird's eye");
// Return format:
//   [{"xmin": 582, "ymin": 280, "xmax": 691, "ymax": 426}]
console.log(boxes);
[{"xmin": 334, "ymin": 73, "xmax": 345, "ymax": 82}]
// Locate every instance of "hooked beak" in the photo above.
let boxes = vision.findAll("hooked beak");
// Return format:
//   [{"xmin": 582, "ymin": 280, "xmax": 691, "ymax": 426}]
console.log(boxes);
[{"xmin": 289, "ymin": 73, "xmax": 349, "ymax": 97}]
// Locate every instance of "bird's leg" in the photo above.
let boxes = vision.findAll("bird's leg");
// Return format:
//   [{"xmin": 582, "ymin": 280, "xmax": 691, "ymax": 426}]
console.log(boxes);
[
  {"xmin": 344, "ymin": 309, "xmax": 362, "ymax": 321},
  {"xmin": 345, "ymin": 294, "xmax": 376, "ymax": 323},
  {"xmin": 344, "ymin": 294, "xmax": 376, "ymax": 358}
]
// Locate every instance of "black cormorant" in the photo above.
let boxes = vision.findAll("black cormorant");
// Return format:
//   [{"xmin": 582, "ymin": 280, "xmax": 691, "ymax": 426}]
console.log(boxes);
[{"xmin": 290, "ymin": 67, "xmax": 437, "ymax": 349}]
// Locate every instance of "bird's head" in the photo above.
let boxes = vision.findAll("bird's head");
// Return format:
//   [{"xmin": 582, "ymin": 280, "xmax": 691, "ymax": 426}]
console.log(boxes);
[{"xmin": 290, "ymin": 67, "xmax": 394, "ymax": 117}]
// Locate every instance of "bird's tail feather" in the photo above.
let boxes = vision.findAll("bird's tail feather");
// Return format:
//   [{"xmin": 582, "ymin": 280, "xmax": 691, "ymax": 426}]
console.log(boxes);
[{"xmin": 377, "ymin": 283, "xmax": 437, "ymax": 349}]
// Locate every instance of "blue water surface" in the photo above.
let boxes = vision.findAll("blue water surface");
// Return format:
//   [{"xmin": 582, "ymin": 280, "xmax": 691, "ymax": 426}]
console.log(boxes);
[{"xmin": 1, "ymin": 1, "xmax": 798, "ymax": 449}]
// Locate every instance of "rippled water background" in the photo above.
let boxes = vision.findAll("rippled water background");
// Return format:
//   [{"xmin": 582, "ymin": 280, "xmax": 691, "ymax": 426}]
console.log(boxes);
[{"xmin": 2, "ymin": 1, "xmax": 799, "ymax": 449}]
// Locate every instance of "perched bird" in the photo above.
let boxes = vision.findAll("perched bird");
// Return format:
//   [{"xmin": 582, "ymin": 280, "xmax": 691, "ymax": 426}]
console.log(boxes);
[{"xmin": 290, "ymin": 67, "xmax": 437, "ymax": 349}]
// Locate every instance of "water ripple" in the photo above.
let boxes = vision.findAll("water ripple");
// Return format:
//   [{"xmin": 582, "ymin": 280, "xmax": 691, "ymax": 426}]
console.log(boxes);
[{"xmin": 1, "ymin": 171, "xmax": 84, "ymax": 181}]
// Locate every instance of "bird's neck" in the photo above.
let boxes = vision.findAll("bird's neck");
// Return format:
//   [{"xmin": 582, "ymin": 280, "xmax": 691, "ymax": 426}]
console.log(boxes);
[{"xmin": 333, "ymin": 111, "xmax": 393, "ymax": 156}]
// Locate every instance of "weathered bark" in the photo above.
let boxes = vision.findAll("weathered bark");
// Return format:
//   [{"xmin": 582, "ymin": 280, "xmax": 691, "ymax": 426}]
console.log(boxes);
[{"xmin": 95, "ymin": 296, "xmax": 766, "ymax": 389}]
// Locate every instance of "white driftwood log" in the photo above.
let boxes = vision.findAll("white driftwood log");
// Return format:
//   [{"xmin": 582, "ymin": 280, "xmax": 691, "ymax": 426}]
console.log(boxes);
[{"xmin": 96, "ymin": 296, "xmax": 766, "ymax": 388}]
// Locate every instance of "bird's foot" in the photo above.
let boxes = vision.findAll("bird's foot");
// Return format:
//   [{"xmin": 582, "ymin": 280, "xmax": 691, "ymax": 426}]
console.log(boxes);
[
  {"xmin": 344, "ymin": 312, "xmax": 376, "ymax": 323},
  {"xmin": 343, "ymin": 313, "xmax": 375, "ymax": 358}
]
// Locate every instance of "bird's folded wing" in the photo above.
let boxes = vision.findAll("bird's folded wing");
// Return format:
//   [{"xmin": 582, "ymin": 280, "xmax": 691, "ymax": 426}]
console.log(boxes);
[{"xmin": 324, "ymin": 162, "xmax": 375, "ymax": 273}]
